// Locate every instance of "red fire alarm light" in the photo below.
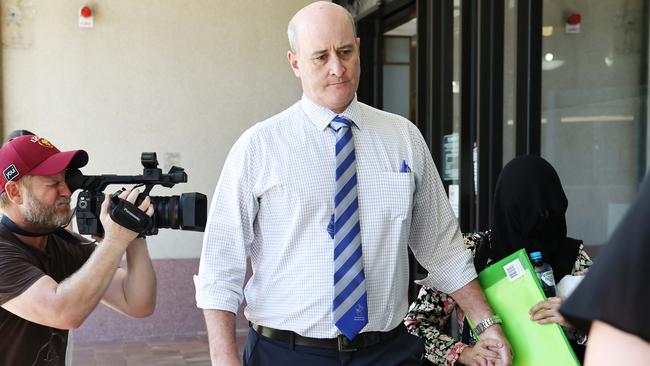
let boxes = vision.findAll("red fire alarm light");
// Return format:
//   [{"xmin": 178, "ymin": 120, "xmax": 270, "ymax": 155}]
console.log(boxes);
[
  {"xmin": 79, "ymin": 6, "xmax": 94, "ymax": 28},
  {"xmin": 80, "ymin": 6, "xmax": 92, "ymax": 18},
  {"xmin": 567, "ymin": 14, "xmax": 581, "ymax": 25}
]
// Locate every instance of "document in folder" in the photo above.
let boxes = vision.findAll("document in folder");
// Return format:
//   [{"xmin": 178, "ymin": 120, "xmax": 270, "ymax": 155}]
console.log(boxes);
[{"xmin": 473, "ymin": 249, "xmax": 579, "ymax": 366}]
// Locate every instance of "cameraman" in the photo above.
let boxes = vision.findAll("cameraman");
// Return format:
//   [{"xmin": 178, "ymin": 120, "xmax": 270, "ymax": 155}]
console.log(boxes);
[{"xmin": 0, "ymin": 135, "xmax": 157, "ymax": 365}]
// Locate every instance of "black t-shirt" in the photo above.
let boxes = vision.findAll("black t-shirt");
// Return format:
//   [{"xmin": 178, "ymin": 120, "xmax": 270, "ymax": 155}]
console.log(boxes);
[
  {"xmin": 561, "ymin": 175, "xmax": 650, "ymax": 343},
  {"xmin": 0, "ymin": 224, "xmax": 95, "ymax": 366}
]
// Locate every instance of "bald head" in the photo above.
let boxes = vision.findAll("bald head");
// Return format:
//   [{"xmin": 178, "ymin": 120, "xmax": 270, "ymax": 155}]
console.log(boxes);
[
  {"xmin": 287, "ymin": 1, "xmax": 357, "ymax": 54},
  {"xmin": 286, "ymin": 1, "xmax": 361, "ymax": 113}
]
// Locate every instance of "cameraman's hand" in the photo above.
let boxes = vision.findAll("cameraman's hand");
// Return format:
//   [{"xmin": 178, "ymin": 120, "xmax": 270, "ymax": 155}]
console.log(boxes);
[{"xmin": 99, "ymin": 189, "xmax": 154, "ymax": 246}]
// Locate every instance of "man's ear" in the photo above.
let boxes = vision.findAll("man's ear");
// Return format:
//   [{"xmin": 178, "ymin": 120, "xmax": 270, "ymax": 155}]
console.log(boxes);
[
  {"xmin": 5, "ymin": 181, "xmax": 23, "ymax": 205},
  {"xmin": 356, "ymin": 37, "xmax": 361, "ymax": 61},
  {"xmin": 287, "ymin": 50, "xmax": 301, "ymax": 78}
]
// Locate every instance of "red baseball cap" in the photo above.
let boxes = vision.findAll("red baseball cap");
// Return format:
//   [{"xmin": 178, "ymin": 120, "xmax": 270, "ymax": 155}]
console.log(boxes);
[{"xmin": 0, "ymin": 135, "xmax": 88, "ymax": 193}]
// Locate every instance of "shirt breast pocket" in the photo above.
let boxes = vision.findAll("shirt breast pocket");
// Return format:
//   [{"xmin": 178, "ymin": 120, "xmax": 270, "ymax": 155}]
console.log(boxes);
[{"xmin": 360, "ymin": 172, "xmax": 415, "ymax": 221}]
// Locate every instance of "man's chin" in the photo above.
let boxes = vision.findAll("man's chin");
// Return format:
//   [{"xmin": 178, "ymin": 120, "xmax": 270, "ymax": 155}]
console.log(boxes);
[
  {"xmin": 42, "ymin": 212, "xmax": 72, "ymax": 230},
  {"xmin": 56, "ymin": 211, "xmax": 72, "ymax": 226},
  {"xmin": 324, "ymin": 94, "xmax": 355, "ymax": 112}
]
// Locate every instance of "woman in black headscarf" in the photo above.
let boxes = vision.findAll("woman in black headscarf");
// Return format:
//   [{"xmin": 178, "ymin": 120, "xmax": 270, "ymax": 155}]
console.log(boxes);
[
  {"xmin": 560, "ymin": 174, "xmax": 650, "ymax": 365},
  {"xmin": 405, "ymin": 155, "xmax": 592, "ymax": 366},
  {"xmin": 474, "ymin": 155, "xmax": 582, "ymax": 279}
]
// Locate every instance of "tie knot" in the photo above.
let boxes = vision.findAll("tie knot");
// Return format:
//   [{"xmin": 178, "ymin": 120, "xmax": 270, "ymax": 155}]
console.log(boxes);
[{"xmin": 330, "ymin": 116, "xmax": 352, "ymax": 132}]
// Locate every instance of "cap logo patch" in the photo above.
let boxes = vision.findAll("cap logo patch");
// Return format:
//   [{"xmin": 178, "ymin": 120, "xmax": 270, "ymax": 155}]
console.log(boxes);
[
  {"xmin": 37, "ymin": 138, "xmax": 54, "ymax": 149},
  {"xmin": 3, "ymin": 164, "xmax": 19, "ymax": 182}
]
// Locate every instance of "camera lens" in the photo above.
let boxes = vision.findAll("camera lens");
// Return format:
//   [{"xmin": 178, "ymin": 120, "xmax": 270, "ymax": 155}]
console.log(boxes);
[
  {"xmin": 151, "ymin": 195, "xmax": 181, "ymax": 229},
  {"xmin": 148, "ymin": 193, "xmax": 207, "ymax": 232}
]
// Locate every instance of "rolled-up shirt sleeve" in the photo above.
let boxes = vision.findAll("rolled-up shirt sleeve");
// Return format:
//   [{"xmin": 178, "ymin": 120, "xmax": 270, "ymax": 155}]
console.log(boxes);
[
  {"xmin": 407, "ymin": 129, "xmax": 476, "ymax": 294},
  {"xmin": 194, "ymin": 127, "xmax": 260, "ymax": 313}
]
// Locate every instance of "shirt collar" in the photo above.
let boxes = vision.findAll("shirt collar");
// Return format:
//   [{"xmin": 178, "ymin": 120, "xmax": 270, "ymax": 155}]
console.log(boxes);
[{"xmin": 300, "ymin": 94, "xmax": 363, "ymax": 131}]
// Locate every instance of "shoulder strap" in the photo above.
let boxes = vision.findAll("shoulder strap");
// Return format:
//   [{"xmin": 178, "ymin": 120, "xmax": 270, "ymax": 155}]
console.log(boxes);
[{"xmin": 0, "ymin": 215, "xmax": 85, "ymax": 245}]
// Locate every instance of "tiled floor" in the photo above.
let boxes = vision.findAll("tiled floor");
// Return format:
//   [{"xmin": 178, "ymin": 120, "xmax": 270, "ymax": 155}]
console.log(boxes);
[{"xmin": 71, "ymin": 333, "xmax": 247, "ymax": 366}]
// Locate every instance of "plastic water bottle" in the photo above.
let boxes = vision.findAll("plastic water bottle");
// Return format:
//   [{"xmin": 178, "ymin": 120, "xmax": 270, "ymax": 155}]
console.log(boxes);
[{"xmin": 530, "ymin": 251, "xmax": 557, "ymax": 297}]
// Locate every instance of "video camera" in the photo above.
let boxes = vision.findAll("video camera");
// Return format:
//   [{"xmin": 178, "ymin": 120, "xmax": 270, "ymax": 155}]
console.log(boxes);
[{"xmin": 66, "ymin": 152, "xmax": 207, "ymax": 236}]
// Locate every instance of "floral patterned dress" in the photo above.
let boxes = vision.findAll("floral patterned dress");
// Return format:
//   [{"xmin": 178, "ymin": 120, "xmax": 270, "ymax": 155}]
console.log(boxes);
[{"xmin": 404, "ymin": 231, "xmax": 593, "ymax": 365}]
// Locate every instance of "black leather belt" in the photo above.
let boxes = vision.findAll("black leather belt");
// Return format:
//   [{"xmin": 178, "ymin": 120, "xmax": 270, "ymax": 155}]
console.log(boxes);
[{"xmin": 251, "ymin": 323, "xmax": 403, "ymax": 352}]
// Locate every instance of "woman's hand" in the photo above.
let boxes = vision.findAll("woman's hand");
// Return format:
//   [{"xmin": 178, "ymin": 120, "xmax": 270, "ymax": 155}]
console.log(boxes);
[
  {"xmin": 529, "ymin": 296, "xmax": 573, "ymax": 331},
  {"xmin": 458, "ymin": 338, "xmax": 502, "ymax": 366}
]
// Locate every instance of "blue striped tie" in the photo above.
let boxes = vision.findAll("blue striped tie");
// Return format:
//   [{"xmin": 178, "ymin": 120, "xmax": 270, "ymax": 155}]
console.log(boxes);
[{"xmin": 329, "ymin": 115, "xmax": 368, "ymax": 340}]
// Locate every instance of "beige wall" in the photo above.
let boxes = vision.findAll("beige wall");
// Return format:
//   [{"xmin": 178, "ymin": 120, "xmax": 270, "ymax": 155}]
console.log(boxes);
[{"xmin": 2, "ymin": 0, "xmax": 314, "ymax": 258}]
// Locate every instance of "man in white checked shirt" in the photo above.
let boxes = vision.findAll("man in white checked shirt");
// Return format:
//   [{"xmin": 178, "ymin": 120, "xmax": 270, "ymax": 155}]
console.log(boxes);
[{"xmin": 195, "ymin": 2, "xmax": 512, "ymax": 365}]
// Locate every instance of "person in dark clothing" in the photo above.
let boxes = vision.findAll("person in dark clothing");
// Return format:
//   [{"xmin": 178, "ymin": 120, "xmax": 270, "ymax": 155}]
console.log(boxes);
[
  {"xmin": 406, "ymin": 155, "xmax": 591, "ymax": 365},
  {"xmin": 0, "ymin": 135, "xmax": 157, "ymax": 365},
  {"xmin": 561, "ymin": 173, "xmax": 650, "ymax": 365}
]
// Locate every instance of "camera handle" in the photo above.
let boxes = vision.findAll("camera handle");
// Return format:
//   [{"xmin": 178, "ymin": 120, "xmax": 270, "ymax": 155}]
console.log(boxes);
[
  {"xmin": 109, "ymin": 196, "xmax": 152, "ymax": 235},
  {"xmin": 142, "ymin": 184, "xmax": 154, "ymax": 196}
]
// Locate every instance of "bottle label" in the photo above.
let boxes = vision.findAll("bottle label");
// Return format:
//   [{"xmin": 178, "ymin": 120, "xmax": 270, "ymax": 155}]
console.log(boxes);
[{"xmin": 540, "ymin": 271, "xmax": 556, "ymax": 287}]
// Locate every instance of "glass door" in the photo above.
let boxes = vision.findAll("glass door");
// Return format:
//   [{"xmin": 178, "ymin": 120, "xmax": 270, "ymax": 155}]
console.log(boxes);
[
  {"xmin": 383, "ymin": 16, "xmax": 417, "ymax": 123},
  {"xmin": 540, "ymin": 0, "xmax": 649, "ymax": 246}
]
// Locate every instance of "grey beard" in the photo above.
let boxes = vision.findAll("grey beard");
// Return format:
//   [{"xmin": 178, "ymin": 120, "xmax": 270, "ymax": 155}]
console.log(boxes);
[{"xmin": 22, "ymin": 198, "xmax": 71, "ymax": 230}]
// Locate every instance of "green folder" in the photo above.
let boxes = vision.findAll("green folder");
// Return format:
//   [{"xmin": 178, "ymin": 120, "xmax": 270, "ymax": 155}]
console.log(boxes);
[{"xmin": 471, "ymin": 249, "xmax": 580, "ymax": 366}]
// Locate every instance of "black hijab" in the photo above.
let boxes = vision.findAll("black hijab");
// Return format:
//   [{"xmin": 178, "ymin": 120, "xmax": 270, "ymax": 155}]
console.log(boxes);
[
  {"xmin": 560, "ymin": 174, "xmax": 650, "ymax": 341},
  {"xmin": 474, "ymin": 155, "xmax": 581, "ymax": 280}
]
